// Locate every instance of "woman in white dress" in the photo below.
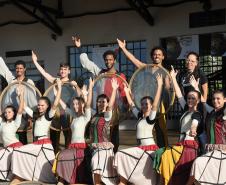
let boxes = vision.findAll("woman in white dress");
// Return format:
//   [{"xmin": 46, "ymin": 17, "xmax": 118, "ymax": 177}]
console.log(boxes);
[
  {"xmin": 0, "ymin": 84, "xmax": 24, "ymax": 181},
  {"xmin": 54, "ymin": 78, "xmax": 94, "ymax": 184},
  {"xmin": 10, "ymin": 79, "xmax": 62, "ymax": 184},
  {"xmin": 113, "ymin": 74, "xmax": 163, "ymax": 185}
]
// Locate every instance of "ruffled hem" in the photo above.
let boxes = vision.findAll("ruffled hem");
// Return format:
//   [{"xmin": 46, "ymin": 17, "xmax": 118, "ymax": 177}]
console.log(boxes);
[
  {"xmin": 138, "ymin": 144, "xmax": 159, "ymax": 151},
  {"xmin": 69, "ymin": 142, "xmax": 87, "ymax": 149},
  {"xmin": 7, "ymin": 142, "xmax": 23, "ymax": 148},
  {"xmin": 33, "ymin": 138, "xmax": 52, "ymax": 145}
]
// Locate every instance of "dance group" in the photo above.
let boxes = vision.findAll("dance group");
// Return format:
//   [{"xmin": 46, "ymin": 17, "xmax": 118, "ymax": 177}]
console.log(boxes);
[{"xmin": 0, "ymin": 36, "xmax": 225, "ymax": 185}]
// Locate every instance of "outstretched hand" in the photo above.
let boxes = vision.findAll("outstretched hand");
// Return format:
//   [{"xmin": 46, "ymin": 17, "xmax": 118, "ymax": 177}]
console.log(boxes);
[
  {"xmin": 111, "ymin": 78, "xmax": 119, "ymax": 90},
  {"xmin": 189, "ymin": 75, "xmax": 200, "ymax": 90},
  {"xmin": 156, "ymin": 73, "xmax": 163, "ymax": 87},
  {"xmin": 170, "ymin": 65, "xmax": 178, "ymax": 79},
  {"xmin": 89, "ymin": 77, "xmax": 95, "ymax": 89},
  {"xmin": 16, "ymin": 83, "xmax": 24, "ymax": 97},
  {"xmin": 56, "ymin": 78, "xmax": 62, "ymax": 88},
  {"xmin": 117, "ymin": 38, "xmax": 126, "ymax": 49},
  {"xmin": 72, "ymin": 35, "xmax": 81, "ymax": 48},
  {"xmin": 32, "ymin": 50, "xmax": 38, "ymax": 62},
  {"xmin": 70, "ymin": 80, "xmax": 78, "ymax": 87}
]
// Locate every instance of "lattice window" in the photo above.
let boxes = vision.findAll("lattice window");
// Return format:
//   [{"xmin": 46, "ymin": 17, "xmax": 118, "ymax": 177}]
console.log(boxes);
[{"xmin": 68, "ymin": 40, "xmax": 146, "ymax": 85}]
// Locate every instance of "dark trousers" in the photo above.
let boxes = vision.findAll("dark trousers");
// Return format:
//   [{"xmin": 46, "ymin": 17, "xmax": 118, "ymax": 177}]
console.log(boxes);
[
  {"xmin": 16, "ymin": 131, "xmax": 28, "ymax": 145},
  {"xmin": 111, "ymin": 124, "xmax": 119, "ymax": 153}
]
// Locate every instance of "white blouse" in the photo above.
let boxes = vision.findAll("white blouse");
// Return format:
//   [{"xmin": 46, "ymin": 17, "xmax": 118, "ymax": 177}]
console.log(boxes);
[
  {"xmin": 0, "ymin": 114, "xmax": 22, "ymax": 147},
  {"xmin": 132, "ymin": 107, "xmax": 157, "ymax": 146},
  {"xmin": 25, "ymin": 107, "xmax": 55, "ymax": 138},
  {"xmin": 65, "ymin": 107, "xmax": 91, "ymax": 143}
]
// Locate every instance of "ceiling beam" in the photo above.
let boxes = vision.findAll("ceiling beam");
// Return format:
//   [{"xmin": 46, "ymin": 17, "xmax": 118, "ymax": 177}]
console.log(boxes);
[
  {"xmin": 127, "ymin": 0, "xmax": 154, "ymax": 26},
  {"xmin": 18, "ymin": 0, "xmax": 63, "ymax": 16},
  {"xmin": 10, "ymin": 0, "xmax": 62, "ymax": 35}
]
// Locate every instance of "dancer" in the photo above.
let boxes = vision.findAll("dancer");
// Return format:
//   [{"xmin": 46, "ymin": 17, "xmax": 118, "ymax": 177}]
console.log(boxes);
[
  {"xmin": 114, "ymin": 74, "xmax": 163, "ymax": 185},
  {"xmin": 0, "ymin": 57, "xmax": 36, "ymax": 144},
  {"xmin": 73, "ymin": 36, "xmax": 127, "ymax": 153},
  {"xmin": 117, "ymin": 38, "xmax": 170, "ymax": 147},
  {"xmin": 187, "ymin": 85, "xmax": 226, "ymax": 184},
  {"xmin": 10, "ymin": 78, "xmax": 62, "ymax": 184},
  {"xmin": 32, "ymin": 51, "xmax": 76, "ymax": 152},
  {"xmin": 0, "ymin": 84, "xmax": 24, "ymax": 181},
  {"xmin": 54, "ymin": 78, "xmax": 94, "ymax": 184},
  {"xmin": 87, "ymin": 78, "xmax": 119, "ymax": 185},
  {"xmin": 154, "ymin": 66, "xmax": 202, "ymax": 185}
]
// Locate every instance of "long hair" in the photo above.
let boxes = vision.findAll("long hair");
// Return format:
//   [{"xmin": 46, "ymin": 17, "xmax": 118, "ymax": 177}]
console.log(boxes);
[
  {"xmin": 96, "ymin": 94, "xmax": 109, "ymax": 113},
  {"xmin": 2, "ymin": 105, "xmax": 17, "ymax": 122},
  {"xmin": 72, "ymin": 96, "xmax": 85, "ymax": 113}
]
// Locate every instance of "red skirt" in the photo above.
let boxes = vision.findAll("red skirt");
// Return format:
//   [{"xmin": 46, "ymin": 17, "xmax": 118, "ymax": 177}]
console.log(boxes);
[
  {"xmin": 56, "ymin": 143, "xmax": 88, "ymax": 184},
  {"xmin": 169, "ymin": 140, "xmax": 198, "ymax": 185}
]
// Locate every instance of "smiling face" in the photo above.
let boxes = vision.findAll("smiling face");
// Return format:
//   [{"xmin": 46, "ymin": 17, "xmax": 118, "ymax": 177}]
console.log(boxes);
[
  {"xmin": 141, "ymin": 98, "xmax": 152, "ymax": 114},
  {"xmin": 16, "ymin": 64, "xmax": 26, "ymax": 78},
  {"xmin": 152, "ymin": 49, "xmax": 165, "ymax": 65},
  {"xmin": 4, "ymin": 107, "xmax": 15, "ymax": 121},
  {"xmin": 212, "ymin": 92, "xmax": 225, "ymax": 111},
  {"xmin": 59, "ymin": 66, "xmax": 70, "ymax": 79},
  {"xmin": 72, "ymin": 99, "xmax": 84, "ymax": 113},
  {"xmin": 37, "ymin": 99, "xmax": 49, "ymax": 114},
  {"xmin": 186, "ymin": 91, "xmax": 200, "ymax": 109},
  {"xmin": 186, "ymin": 54, "xmax": 198, "ymax": 72},
  {"xmin": 97, "ymin": 97, "xmax": 108, "ymax": 113},
  {"xmin": 104, "ymin": 54, "xmax": 115, "ymax": 70}
]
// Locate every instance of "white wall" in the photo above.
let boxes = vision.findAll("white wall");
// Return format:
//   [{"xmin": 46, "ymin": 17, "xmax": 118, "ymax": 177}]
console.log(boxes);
[{"xmin": 0, "ymin": 0, "xmax": 225, "ymax": 87}]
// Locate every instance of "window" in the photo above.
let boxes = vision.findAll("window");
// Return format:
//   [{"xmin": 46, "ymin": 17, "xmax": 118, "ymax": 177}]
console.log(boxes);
[{"xmin": 68, "ymin": 40, "xmax": 147, "ymax": 85}]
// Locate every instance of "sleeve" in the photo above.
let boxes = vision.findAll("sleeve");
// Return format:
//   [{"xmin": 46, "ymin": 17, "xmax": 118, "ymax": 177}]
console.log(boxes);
[
  {"xmin": 65, "ymin": 107, "xmax": 76, "ymax": 118},
  {"xmin": 14, "ymin": 114, "xmax": 22, "ymax": 128},
  {"xmin": 149, "ymin": 111, "xmax": 157, "ymax": 120},
  {"xmin": 204, "ymin": 103, "xmax": 214, "ymax": 113},
  {"xmin": 178, "ymin": 97, "xmax": 186, "ymax": 109},
  {"xmin": 24, "ymin": 106, "xmax": 34, "ymax": 118},
  {"xmin": 84, "ymin": 108, "xmax": 92, "ymax": 122},
  {"xmin": 80, "ymin": 53, "xmax": 101, "ymax": 76},
  {"xmin": 48, "ymin": 108, "xmax": 56, "ymax": 119},
  {"xmin": 104, "ymin": 110, "xmax": 112, "ymax": 122},
  {"xmin": 0, "ymin": 57, "xmax": 15, "ymax": 83},
  {"xmin": 191, "ymin": 112, "xmax": 202, "ymax": 127},
  {"xmin": 131, "ymin": 106, "xmax": 139, "ymax": 118}
]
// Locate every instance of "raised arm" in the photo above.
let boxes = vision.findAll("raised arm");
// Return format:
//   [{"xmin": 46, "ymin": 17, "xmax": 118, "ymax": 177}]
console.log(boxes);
[
  {"xmin": 16, "ymin": 84, "xmax": 24, "ymax": 114},
  {"xmin": 117, "ymin": 38, "xmax": 146, "ymax": 69},
  {"xmin": 124, "ymin": 85, "xmax": 135, "ymax": 109},
  {"xmin": 189, "ymin": 75, "xmax": 213, "ymax": 113},
  {"xmin": 72, "ymin": 36, "xmax": 101, "ymax": 76},
  {"xmin": 32, "ymin": 51, "xmax": 55, "ymax": 83},
  {"xmin": 85, "ymin": 78, "xmax": 94, "ymax": 108},
  {"xmin": 107, "ymin": 78, "xmax": 119, "ymax": 111},
  {"xmin": 170, "ymin": 65, "xmax": 183, "ymax": 99},
  {"xmin": 52, "ymin": 78, "xmax": 62, "ymax": 110},
  {"xmin": 70, "ymin": 80, "xmax": 82, "ymax": 96},
  {"xmin": 0, "ymin": 57, "xmax": 14, "ymax": 83},
  {"xmin": 201, "ymin": 83, "xmax": 208, "ymax": 102},
  {"xmin": 152, "ymin": 74, "xmax": 163, "ymax": 111}
]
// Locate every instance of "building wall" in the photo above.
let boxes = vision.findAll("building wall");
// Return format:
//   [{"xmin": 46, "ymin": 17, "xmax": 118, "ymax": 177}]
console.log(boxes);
[{"xmin": 0, "ymin": 0, "xmax": 225, "ymax": 88}]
